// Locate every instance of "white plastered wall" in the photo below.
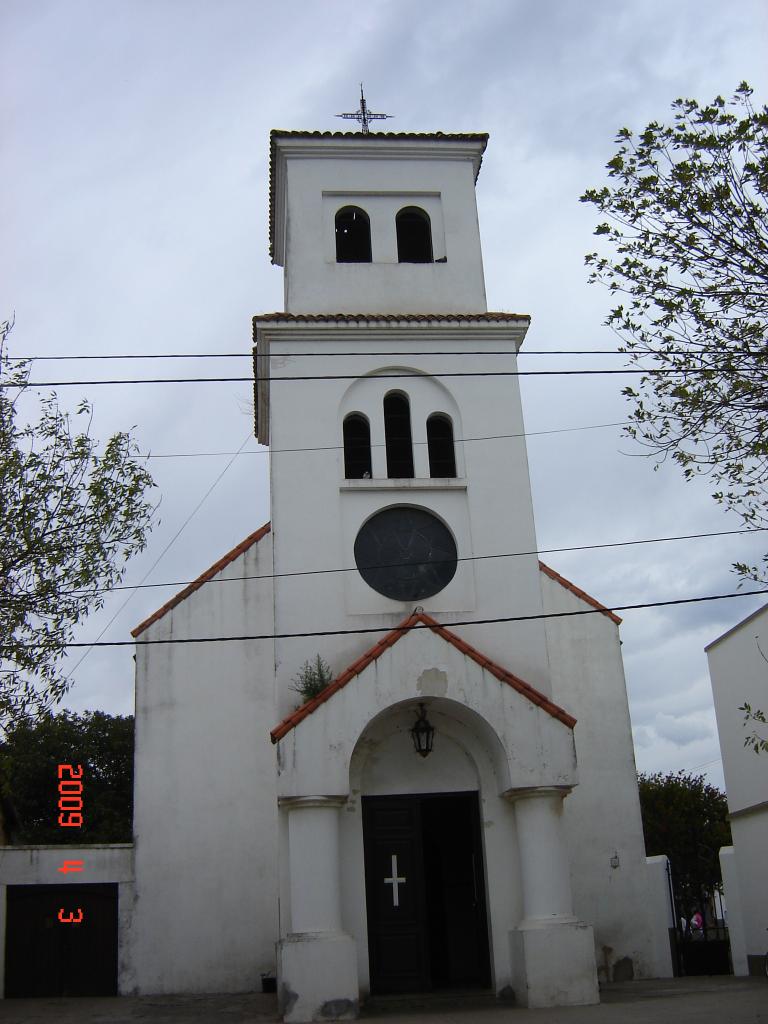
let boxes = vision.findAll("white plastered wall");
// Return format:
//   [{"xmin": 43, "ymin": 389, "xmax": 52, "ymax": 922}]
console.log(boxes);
[
  {"xmin": 706, "ymin": 604, "xmax": 768, "ymax": 971},
  {"xmin": 540, "ymin": 570, "xmax": 673, "ymax": 981},
  {"xmin": 129, "ymin": 532, "xmax": 278, "ymax": 994},
  {"xmin": 277, "ymin": 141, "xmax": 488, "ymax": 314}
]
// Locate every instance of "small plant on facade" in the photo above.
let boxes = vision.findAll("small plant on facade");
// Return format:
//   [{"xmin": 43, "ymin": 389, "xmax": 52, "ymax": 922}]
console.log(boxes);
[{"xmin": 291, "ymin": 655, "xmax": 334, "ymax": 703}]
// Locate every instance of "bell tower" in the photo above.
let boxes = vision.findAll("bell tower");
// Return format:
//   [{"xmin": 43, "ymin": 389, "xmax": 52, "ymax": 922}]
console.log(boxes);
[
  {"xmin": 269, "ymin": 130, "xmax": 488, "ymax": 314},
  {"xmin": 255, "ymin": 129, "xmax": 552, "ymax": 713}
]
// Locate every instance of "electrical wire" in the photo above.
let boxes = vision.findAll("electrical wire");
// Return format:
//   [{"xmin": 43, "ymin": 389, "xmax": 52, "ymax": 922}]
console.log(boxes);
[
  {"xmin": 59, "ymin": 433, "xmax": 253, "ymax": 681},
  {"xmin": 142, "ymin": 419, "xmax": 629, "ymax": 458},
  {"xmin": 33, "ymin": 586, "xmax": 768, "ymax": 648},
  {"xmin": 59, "ymin": 526, "xmax": 768, "ymax": 597},
  {"xmin": 21, "ymin": 366, "xmax": 747, "ymax": 387},
  {"xmin": 11, "ymin": 347, "xmax": 764, "ymax": 361}
]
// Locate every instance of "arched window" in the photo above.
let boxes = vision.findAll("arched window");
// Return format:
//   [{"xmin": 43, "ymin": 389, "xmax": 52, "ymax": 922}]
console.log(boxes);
[
  {"xmin": 396, "ymin": 206, "xmax": 433, "ymax": 263},
  {"xmin": 384, "ymin": 392, "xmax": 414, "ymax": 478},
  {"xmin": 427, "ymin": 414, "xmax": 456, "ymax": 478},
  {"xmin": 335, "ymin": 206, "xmax": 372, "ymax": 263},
  {"xmin": 343, "ymin": 414, "xmax": 372, "ymax": 479}
]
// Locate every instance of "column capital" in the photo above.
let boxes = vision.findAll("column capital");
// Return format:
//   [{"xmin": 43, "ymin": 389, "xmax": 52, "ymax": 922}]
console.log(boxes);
[
  {"xmin": 278, "ymin": 794, "xmax": 348, "ymax": 810},
  {"xmin": 503, "ymin": 785, "xmax": 573, "ymax": 804}
]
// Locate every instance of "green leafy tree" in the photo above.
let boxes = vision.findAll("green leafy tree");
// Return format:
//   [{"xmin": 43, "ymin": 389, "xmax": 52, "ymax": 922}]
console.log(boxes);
[
  {"xmin": 0, "ymin": 320, "xmax": 156, "ymax": 720},
  {"xmin": 638, "ymin": 771, "xmax": 731, "ymax": 922},
  {"xmin": 0, "ymin": 710, "xmax": 134, "ymax": 843},
  {"xmin": 581, "ymin": 84, "xmax": 768, "ymax": 582}
]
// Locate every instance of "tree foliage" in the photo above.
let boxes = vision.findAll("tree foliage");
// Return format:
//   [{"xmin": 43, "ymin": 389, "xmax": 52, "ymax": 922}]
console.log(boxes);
[
  {"xmin": 638, "ymin": 771, "xmax": 731, "ymax": 916},
  {"xmin": 0, "ymin": 710, "xmax": 134, "ymax": 843},
  {"xmin": 581, "ymin": 84, "xmax": 768, "ymax": 582},
  {"xmin": 0, "ymin": 320, "xmax": 156, "ymax": 720}
]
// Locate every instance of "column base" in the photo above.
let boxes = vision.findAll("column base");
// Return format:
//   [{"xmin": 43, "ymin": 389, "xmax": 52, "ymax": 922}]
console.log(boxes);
[
  {"xmin": 277, "ymin": 931, "xmax": 358, "ymax": 1023},
  {"xmin": 510, "ymin": 919, "xmax": 599, "ymax": 1008}
]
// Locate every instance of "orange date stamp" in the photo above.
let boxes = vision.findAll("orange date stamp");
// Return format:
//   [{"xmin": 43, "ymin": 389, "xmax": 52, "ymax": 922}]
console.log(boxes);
[{"xmin": 57, "ymin": 763, "xmax": 84, "ymax": 925}]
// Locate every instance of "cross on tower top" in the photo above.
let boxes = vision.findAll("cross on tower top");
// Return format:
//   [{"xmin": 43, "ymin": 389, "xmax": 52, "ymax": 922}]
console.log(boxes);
[{"xmin": 336, "ymin": 84, "xmax": 393, "ymax": 135}]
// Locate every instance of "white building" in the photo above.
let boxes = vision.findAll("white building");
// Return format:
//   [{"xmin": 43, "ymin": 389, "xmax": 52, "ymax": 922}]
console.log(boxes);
[
  {"xmin": 706, "ymin": 604, "xmax": 768, "ymax": 976},
  {"xmin": 0, "ymin": 127, "xmax": 673, "ymax": 1017}
]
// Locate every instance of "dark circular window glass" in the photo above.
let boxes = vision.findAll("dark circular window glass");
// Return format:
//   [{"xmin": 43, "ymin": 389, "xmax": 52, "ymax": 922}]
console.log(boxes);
[{"xmin": 354, "ymin": 507, "xmax": 458, "ymax": 601}]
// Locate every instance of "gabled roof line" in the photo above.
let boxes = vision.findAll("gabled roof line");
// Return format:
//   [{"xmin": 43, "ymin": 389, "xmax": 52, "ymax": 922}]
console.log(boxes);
[
  {"xmin": 131, "ymin": 523, "xmax": 271, "ymax": 638},
  {"xmin": 539, "ymin": 561, "xmax": 622, "ymax": 624},
  {"xmin": 270, "ymin": 610, "xmax": 576, "ymax": 743}
]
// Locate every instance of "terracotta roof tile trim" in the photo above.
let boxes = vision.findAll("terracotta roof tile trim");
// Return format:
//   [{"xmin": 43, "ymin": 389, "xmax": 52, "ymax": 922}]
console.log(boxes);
[
  {"xmin": 538, "ymin": 561, "xmax": 622, "ymax": 624},
  {"xmin": 253, "ymin": 312, "xmax": 530, "ymax": 324},
  {"xmin": 131, "ymin": 523, "xmax": 272, "ymax": 637},
  {"xmin": 270, "ymin": 610, "xmax": 576, "ymax": 743}
]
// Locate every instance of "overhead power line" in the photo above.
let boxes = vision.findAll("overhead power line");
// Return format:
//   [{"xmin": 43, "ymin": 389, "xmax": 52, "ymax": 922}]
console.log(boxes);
[
  {"xmin": 59, "ymin": 433, "xmax": 253, "ymax": 684},
  {"xmin": 9, "ymin": 349, "xmax": 626, "ymax": 361},
  {"xmin": 11, "ymin": 347, "xmax": 761, "ymax": 361},
  {"xmin": 143, "ymin": 420, "xmax": 629, "ymax": 458},
  {"xmin": 21, "ymin": 366, "xmax": 748, "ymax": 387},
  {"xmin": 63, "ymin": 526, "xmax": 766, "ymax": 597},
  {"xmin": 32, "ymin": 587, "xmax": 768, "ymax": 649}
]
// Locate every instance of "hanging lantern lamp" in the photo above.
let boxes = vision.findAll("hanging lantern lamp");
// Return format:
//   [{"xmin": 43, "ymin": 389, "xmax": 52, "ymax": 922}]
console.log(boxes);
[{"xmin": 410, "ymin": 703, "xmax": 435, "ymax": 758}]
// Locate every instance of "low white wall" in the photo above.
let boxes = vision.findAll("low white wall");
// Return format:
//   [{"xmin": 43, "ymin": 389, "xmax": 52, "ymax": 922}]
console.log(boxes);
[
  {"xmin": 0, "ymin": 844, "xmax": 133, "ymax": 996},
  {"xmin": 720, "ymin": 846, "xmax": 747, "ymax": 975},
  {"xmin": 644, "ymin": 855, "xmax": 675, "ymax": 977}
]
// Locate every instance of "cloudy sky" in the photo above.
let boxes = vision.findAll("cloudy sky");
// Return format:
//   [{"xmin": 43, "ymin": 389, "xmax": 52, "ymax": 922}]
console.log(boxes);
[{"xmin": 3, "ymin": 0, "xmax": 767, "ymax": 788}]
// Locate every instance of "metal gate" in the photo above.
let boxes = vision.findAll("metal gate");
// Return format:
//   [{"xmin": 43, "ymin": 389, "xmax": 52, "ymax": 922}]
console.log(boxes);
[{"xmin": 4, "ymin": 883, "xmax": 118, "ymax": 997}]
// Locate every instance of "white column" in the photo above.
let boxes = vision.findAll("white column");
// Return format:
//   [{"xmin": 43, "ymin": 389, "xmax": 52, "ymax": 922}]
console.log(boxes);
[
  {"xmin": 278, "ymin": 796, "xmax": 358, "ymax": 1023},
  {"xmin": 505, "ymin": 785, "xmax": 599, "ymax": 1008},
  {"xmin": 508, "ymin": 786, "xmax": 575, "ymax": 924},
  {"xmin": 285, "ymin": 796, "xmax": 344, "ymax": 933}
]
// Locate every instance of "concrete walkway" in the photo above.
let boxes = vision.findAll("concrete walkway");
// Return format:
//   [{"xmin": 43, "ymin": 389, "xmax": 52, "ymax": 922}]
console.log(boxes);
[{"xmin": 0, "ymin": 978, "xmax": 765, "ymax": 1023}]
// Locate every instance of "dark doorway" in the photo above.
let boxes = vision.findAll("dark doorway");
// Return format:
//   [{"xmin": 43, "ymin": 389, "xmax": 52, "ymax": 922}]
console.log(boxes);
[
  {"xmin": 362, "ymin": 791, "xmax": 491, "ymax": 995},
  {"xmin": 5, "ymin": 883, "xmax": 118, "ymax": 997}
]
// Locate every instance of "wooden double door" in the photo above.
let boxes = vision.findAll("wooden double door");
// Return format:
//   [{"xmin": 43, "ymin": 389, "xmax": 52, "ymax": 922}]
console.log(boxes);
[{"xmin": 362, "ymin": 791, "xmax": 491, "ymax": 994}]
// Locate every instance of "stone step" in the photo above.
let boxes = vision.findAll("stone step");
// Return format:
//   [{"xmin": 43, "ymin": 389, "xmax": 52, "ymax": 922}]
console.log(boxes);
[{"xmin": 362, "ymin": 989, "xmax": 506, "ymax": 1017}]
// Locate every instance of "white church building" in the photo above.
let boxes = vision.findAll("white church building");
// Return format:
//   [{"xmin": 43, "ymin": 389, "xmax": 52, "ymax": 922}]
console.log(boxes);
[{"xmin": 0, "ymin": 127, "xmax": 673, "ymax": 1018}]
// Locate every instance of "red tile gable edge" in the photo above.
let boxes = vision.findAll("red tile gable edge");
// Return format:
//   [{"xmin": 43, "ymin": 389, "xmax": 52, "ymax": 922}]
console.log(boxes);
[
  {"xmin": 131, "ymin": 523, "xmax": 272, "ymax": 637},
  {"xmin": 270, "ymin": 611, "xmax": 576, "ymax": 743},
  {"xmin": 538, "ymin": 561, "xmax": 622, "ymax": 624}
]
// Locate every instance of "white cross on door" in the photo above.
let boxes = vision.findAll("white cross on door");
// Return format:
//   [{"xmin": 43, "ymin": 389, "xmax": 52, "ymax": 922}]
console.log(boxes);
[{"xmin": 383, "ymin": 854, "xmax": 406, "ymax": 907}]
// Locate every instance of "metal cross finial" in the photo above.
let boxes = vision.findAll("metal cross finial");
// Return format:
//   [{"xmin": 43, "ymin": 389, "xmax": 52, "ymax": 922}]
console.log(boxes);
[{"xmin": 336, "ymin": 84, "xmax": 393, "ymax": 134}]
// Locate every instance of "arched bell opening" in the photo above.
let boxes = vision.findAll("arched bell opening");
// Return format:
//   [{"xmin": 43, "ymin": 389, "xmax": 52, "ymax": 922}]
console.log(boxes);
[
  {"xmin": 396, "ymin": 206, "xmax": 433, "ymax": 263},
  {"xmin": 335, "ymin": 205, "xmax": 372, "ymax": 263},
  {"xmin": 343, "ymin": 412, "xmax": 372, "ymax": 478},
  {"xmin": 383, "ymin": 391, "xmax": 414, "ymax": 478},
  {"xmin": 426, "ymin": 413, "xmax": 456, "ymax": 478}
]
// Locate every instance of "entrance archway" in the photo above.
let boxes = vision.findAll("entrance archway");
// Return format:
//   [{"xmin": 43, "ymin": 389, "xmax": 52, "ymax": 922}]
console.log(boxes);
[{"xmin": 347, "ymin": 700, "xmax": 505, "ymax": 996}]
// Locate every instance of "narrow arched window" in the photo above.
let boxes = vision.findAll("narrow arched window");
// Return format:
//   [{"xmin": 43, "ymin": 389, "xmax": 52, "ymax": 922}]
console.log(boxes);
[
  {"xmin": 396, "ymin": 207, "xmax": 433, "ymax": 263},
  {"xmin": 427, "ymin": 414, "xmax": 456, "ymax": 478},
  {"xmin": 335, "ymin": 206, "xmax": 372, "ymax": 263},
  {"xmin": 384, "ymin": 392, "xmax": 414, "ymax": 478},
  {"xmin": 343, "ymin": 414, "xmax": 372, "ymax": 479}
]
